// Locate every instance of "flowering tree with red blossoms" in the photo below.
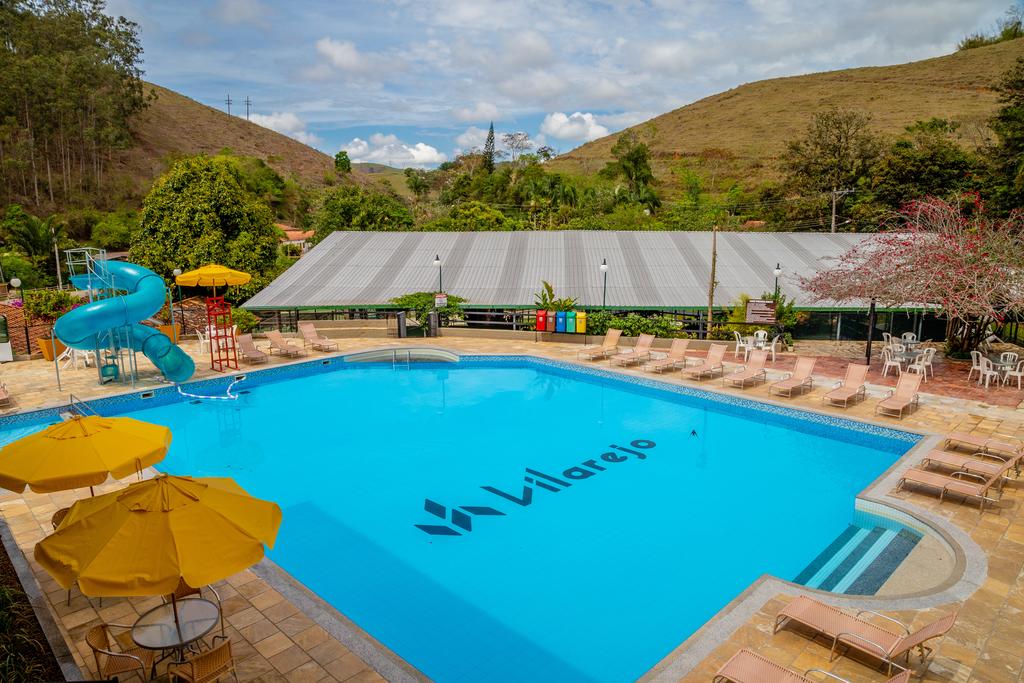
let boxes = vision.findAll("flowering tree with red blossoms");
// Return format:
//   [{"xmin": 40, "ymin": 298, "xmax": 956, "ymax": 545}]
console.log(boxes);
[{"xmin": 801, "ymin": 197, "xmax": 1024, "ymax": 354}]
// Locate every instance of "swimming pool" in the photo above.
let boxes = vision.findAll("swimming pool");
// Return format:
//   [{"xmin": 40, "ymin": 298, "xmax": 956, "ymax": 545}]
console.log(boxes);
[{"xmin": 1, "ymin": 356, "xmax": 919, "ymax": 682}]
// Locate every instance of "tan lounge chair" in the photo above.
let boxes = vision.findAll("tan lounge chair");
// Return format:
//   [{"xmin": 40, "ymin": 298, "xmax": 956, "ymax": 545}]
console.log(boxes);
[
  {"xmin": 822, "ymin": 363, "xmax": 869, "ymax": 408},
  {"xmin": 642, "ymin": 338, "xmax": 690, "ymax": 373},
  {"xmin": 265, "ymin": 330, "xmax": 306, "ymax": 357},
  {"xmin": 713, "ymin": 648, "xmax": 910, "ymax": 683},
  {"xmin": 919, "ymin": 448, "xmax": 1019, "ymax": 483},
  {"xmin": 298, "ymin": 322, "xmax": 339, "ymax": 351},
  {"xmin": 682, "ymin": 344, "xmax": 727, "ymax": 379},
  {"xmin": 874, "ymin": 373, "xmax": 922, "ymax": 418},
  {"xmin": 609, "ymin": 333, "xmax": 655, "ymax": 366},
  {"xmin": 724, "ymin": 349, "xmax": 769, "ymax": 388},
  {"xmin": 0, "ymin": 382, "xmax": 10, "ymax": 408},
  {"xmin": 769, "ymin": 356, "xmax": 816, "ymax": 397},
  {"xmin": 896, "ymin": 467, "xmax": 1002, "ymax": 511},
  {"xmin": 944, "ymin": 432, "xmax": 1023, "ymax": 460},
  {"xmin": 774, "ymin": 595, "xmax": 957, "ymax": 675},
  {"xmin": 577, "ymin": 329, "xmax": 622, "ymax": 360},
  {"xmin": 236, "ymin": 334, "xmax": 268, "ymax": 364}
]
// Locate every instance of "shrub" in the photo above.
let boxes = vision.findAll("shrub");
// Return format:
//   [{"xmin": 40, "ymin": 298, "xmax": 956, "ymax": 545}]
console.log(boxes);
[
  {"xmin": 0, "ymin": 581, "xmax": 48, "ymax": 681},
  {"xmin": 232, "ymin": 307, "xmax": 261, "ymax": 333},
  {"xmin": 533, "ymin": 281, "xmax": 576, "ymax": 311},
  {"xmin": 584, "ymin": 310, "xmax": 685, "ymax": 338},
  {"xmin": 390, "ymin": 292, "xmax": 466, "ymax": 328},
  {"xmin": 91, "ymin": 210, "xmax": 138, "ymax": 250},
  {"xmin": 23, "ymin": 289, "xmax": 81, "ymax": 323}
]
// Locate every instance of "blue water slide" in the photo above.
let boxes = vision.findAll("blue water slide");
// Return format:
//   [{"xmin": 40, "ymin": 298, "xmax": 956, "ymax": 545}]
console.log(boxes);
[{"xmin": 54, "ymin": 261, "xmax": 195, "ymax": 383}]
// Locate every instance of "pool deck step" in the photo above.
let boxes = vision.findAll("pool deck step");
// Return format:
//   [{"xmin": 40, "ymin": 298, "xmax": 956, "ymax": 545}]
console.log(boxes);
[{"xmin": 795, "ymin": 524, "xmax": 922, "ymax": 595}]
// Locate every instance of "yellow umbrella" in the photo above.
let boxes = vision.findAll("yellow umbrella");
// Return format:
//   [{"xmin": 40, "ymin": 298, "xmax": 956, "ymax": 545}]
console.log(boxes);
[
  {"xmin": 174, "ymin": 264, "xmax": 251, "ymax": 288},
  {"xmin": 34, "ymin": 473, "xmax": 281, "ymax": 596},
  {"xmin": 0, "ymin": 416, "xmax": 171, "ymax": 494}
]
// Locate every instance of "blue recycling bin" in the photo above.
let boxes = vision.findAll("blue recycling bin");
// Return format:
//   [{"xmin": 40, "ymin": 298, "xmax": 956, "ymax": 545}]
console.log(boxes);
[
  {"xmin": 555, "ymin": 311, "xmax": 566, "ymax": 333},
  {"xmin": 566, "ymin": 311, "xmax": 577, "ymax": 333}
]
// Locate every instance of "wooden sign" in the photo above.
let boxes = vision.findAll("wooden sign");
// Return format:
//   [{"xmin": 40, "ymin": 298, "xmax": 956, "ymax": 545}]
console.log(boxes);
[{"xmin": 745, "ymin": 299, "xmax": 776, "ymax": 324}]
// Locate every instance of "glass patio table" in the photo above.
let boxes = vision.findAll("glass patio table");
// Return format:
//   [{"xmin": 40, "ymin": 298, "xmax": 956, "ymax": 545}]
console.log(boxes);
[{"xmin": 132, "ymin": 597, "xmax": 219, "ymax": 663}]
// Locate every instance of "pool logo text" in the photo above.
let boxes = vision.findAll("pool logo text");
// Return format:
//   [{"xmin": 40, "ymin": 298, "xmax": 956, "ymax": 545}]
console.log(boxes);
[{"xmin": 415, "ymin": 439, "xmax": 656, "ymax": 536}]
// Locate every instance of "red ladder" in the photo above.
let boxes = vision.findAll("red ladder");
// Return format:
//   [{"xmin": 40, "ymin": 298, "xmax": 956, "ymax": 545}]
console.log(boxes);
[{"xmin": 206, "ymin": 295, "xmax": 238, "ymax": 372}]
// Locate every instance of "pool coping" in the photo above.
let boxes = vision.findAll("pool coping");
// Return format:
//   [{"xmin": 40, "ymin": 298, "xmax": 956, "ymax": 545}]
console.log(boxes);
[{"xmin": 0, "ymin": 346, "xmax": 987, "ymax": 682}]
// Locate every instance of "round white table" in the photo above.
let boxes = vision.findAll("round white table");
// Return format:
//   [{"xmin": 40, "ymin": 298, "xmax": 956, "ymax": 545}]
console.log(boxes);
[{"xmin": 132, "ymin": 597, "xmax": 219, "ymax": 663}]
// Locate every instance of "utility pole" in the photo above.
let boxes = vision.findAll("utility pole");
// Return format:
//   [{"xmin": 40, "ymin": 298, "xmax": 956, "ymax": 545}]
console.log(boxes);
[
  {"xmin": 830, "ymin": 187, "xmax": 854, "ymax": 233},
  {"xmin": 225, "ymin": 94, "xmax": 233, "ymax": 115},
  {"xmin": 244, "ymin": 97, "xmax": 252, "ymax": 121},
  {"xmin": 707, "ymin": 226, "xmax": 718, "ymax": 338}
]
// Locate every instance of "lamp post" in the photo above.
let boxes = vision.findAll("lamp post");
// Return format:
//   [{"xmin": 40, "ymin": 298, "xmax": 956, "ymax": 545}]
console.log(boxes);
[
  {"xmin": 433, "ymin": 255, "xmax": 442, "ymax": 293},
  {"xmin": 10, "ymin": 277, "xmax": 27, "ymax": 352},
  {"xmin": 772, "ymin": 262, "xmax": 782, "ymax": 303},
  {"xmin": 168, "ymin": 268, "xmax": 183, "ymax": 343},
  {"xmin": 600, "ymin": 258, "xmax": 608, "ymax": 309}
]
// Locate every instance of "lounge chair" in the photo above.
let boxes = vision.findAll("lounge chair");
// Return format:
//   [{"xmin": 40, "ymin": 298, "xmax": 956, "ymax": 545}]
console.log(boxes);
[
  {"xmin": 713, "ymin": 648, "xmax": 911, "ymax": 683},
  {"xmin": 0, "ymin": 382, "xmax": 10, "ymax": 407},
  {"xmin": 577, "ymin": 329, "xmax": 622, "ymax": 360},
  {"xmin": 609, "ymin": 333, "xmax": 655, "ymax": 367},
  {"xmin": 236, "ymin": 334, "xmax": 269, "ymax": 364},
  {"xmin": 298, "ymin": 322, "xmax": 339, "ymax": 351},
  {"xmin": 642, "ymin": 338, "xmax": 690, "ymax": 373},
  {"xmin": 773, "ymin": 595, "xmax": 957, "ymax": 675},
  {"xmin": 682, "ymin": 344, "xmax": 727, "ymax": 380},
  {"xmin": 895, "ymin": 468, "xmax": 1003, "ymax": 511},
  {"xmin": 944, "ymin": 432, "xmax": 1023, "ymax": 461},
  {"xmin": 822, "ymin": 363, "xmax": 869, "ymax": 408},
  {"xmin": 874, "ymin": 373, "xmax": 922, "ymax": 419},
  {"xmin": 723, "ymin": 349, "xmax": 768, "ymax": 388},
  {"xmin": 919, "ymin": 448, "xmax": 1019, "ymax": 483},
  {"xmin": 265, "ymin": 331, "xmax": 305, "ymax": 357},
  {"xmin": 769, "ymin": 356, "xmax": 816, "ymax": 397}
]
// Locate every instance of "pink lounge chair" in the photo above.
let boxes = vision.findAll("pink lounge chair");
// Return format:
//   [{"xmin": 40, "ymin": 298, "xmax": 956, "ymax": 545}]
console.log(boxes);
[
  {"xmin": 774, "ymin": 595, "xmax": 957, "ymax": 675},
  {"xmin": 875, "ymin": 373, "xmax": 922, "ymax": 419},
  {"xmin": 943, "ymin": 432, "xmax": 1023, "ymax": 461},
  {"xmin": 822, "ymin": 363, "xmax": 869, "ymax": 408},
  {"xmin": 577, "ymin": 329, "xmax": 622, "ymax": 360},
  {"xmin": 723, "ymin": 349, "xmax": 768, "ymax": 388},
  {"xmin": 298, "ymin": 322, "xmax": 339, "ymax": 351},
  {"xmin": 265, "ymin": 330, "xmax": 306, "ymax": 357},
  {"xmin": 895, "ymin": 467, "xmax": 1003, "ymax": 512},
  {"xmin": 919, "ymin": 448, "xmax": 1020, "ymax": 482},
  {"xmin": 768, "ymin": 356, "xmax": 816, "ymax": 397},
  {"xmin": 713, "ymin": 648, "xmax": 910, "ymax": 683},
  {"xmin": 609, "ymin": 333, "xmax": 655, "ymax": 367},
  {"xmin": 642, "ymin": 338, "xmax": 690, "ymax": 373},
  {"xmin": 236, "ymin": 334, "xmax": 268, "ymax": 364},
  {"xmin": 682, "ymin": 344, "xmax": 727, "ymax": 380}
]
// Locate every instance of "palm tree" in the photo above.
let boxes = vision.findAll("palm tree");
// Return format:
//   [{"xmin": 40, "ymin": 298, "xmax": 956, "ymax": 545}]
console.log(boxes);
[{"xmin": 2, "ymin": 206, "xmax": 62, "ymax": 279}]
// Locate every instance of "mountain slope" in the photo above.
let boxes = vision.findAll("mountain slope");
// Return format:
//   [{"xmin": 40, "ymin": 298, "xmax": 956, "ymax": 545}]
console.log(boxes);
[
  {"xmin": 111, "ymin": 84, "xmax": 336, "ymax": 197},
  {"xmin": 552, "ymin": 39, "xmax": 1024, "ymax": 185}
]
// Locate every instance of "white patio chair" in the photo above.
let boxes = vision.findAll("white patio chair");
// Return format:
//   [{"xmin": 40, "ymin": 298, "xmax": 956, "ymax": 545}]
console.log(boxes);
[
  {"xmin": 968, "ymin": 350, "xmax": 984, "ymax": 383},
  {"xmin": 766, "ymin": 335, "xmax": 782, "ymax": 362},
  {"xmin": 901, "ymin": 331, "xmax": 917, "ymax": 342},
  {"xmin": 753, "ymin": 330, "xmax": 768, "ymax": 346},
  {"xmin": 195, "ymin": 327, "xmax": 209, "ymax": 355},
  {"xmin": 980, "ymin": 358, "xmax": 1002, "ymax": 389},
  {"xmin": 882, "ymin": 332, "xmax": 892, "ymax": 346},
  {"xmin": 1000, "ymin": 351, "xmax": 1019, "ymax": 367},
  {"xmin": 1004, "ymin": 360, "xmax": 1024, "ymax": 390},
  {"xmin": 881, "ymin": 348, "xmax": 903, "ymax": 377},
  {"xmin": 890, "ymin": 342, "xmax": 906, "ymax": 354},
  {"xmin": 907, "ymin": 347, "xmax": 935, "ymax": 381},
  {"xmin": 733, "ymin": 331, "xmax": 750, "ymax": 360}
]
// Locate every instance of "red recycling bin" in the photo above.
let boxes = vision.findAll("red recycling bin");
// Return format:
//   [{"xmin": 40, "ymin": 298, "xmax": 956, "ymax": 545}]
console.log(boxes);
[{"xmin": 536, "ymin": 310, "xmax": 547, "ymax": 331}]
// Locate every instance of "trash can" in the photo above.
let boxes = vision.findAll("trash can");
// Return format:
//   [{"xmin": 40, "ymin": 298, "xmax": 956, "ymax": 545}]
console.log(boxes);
[
  {"xmin": 566, "ymin": 311, "xmax": 576, "ymax": 334},
  {"xmin": 536, "ymin": 310, "xmax": 547, "ymax": 332},
  {"xmin": 0, "ymin": 315, "xmax": 10, "ymax": 363},
  {"xmin": 576, "ymin": 311, "xmax": 587, "ymax": 334},
  {"xmin": 546, "ymin": 311, "xmax": 557, "ymax": 332},
  {"xmin": 555, "ymin": 311, "xmax": 566, "ymax": 333},
  {"xmin": 396, "ymin": 311, "xmax": 407, "ymax": 338}
]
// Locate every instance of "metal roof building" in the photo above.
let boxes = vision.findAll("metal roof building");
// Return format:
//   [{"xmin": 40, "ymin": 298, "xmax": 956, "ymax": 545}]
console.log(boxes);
[{"xmin": 244, "ymin": 230, "xmax": 869, "ymax": 311}]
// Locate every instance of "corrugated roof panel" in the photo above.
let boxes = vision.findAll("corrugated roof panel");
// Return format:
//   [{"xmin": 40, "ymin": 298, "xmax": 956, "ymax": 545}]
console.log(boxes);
[{"xmin": 243, "ymin": 230, "xmax": 876, "ymax": 310}]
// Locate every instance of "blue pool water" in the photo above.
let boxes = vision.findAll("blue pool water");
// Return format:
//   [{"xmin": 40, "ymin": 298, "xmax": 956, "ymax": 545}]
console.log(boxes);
[{"xmin": 2, "ymin": 358, "xmax": 916, "ymax": 682}]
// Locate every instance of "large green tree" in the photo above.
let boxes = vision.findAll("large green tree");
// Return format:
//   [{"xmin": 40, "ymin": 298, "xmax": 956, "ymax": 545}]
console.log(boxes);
[
  {"xmin": 309, "ymin": 185, "xmax": 413, "ymax": 242},
  {"xmin": 987, "ymin": 56, "xmax": 1024, "ymax": 212},
  {"xmin": 131, "ymin": 156, "xmax": 282, "ymax": 300},
  {"xmin": 600, "ymin": 130, "xmax": 659, "ymax": 210}
]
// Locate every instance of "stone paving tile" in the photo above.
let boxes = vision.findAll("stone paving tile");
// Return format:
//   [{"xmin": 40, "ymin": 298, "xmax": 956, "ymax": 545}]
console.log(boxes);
[{"xmin": 2, "ymin": 335, "xmax": 1023, "ymax": 681}]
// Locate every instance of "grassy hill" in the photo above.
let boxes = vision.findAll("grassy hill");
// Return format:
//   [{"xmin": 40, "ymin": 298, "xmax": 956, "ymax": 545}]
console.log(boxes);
[
  {"xmin": 551, "ymin": 39, "xmax": 1024, "ymax": 189},
  {"xmin": 352, "ymin": 163, "xmax": 416, "ymax": 199},
  {"xmin": 109, "ymin": 84, "xmax": 337, "ymax": 200}
]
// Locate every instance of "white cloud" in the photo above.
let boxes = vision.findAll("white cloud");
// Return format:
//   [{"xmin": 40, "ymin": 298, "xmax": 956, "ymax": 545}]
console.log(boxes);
[
  {"xmin": 316, "ymin": 38, "xmax": 366, "ymax": 71},
  {"xmin": 212, "ymin": 0, "xmax": 269, "ymax": 26},
  {"xmin": 313, "ymin": 38, "xmax": 400, "ymax": 80},
  {"xmin": 502, "ymin": 30, "xmax": 554, "ymax": 70},
  {"xmin": 452, "ymin": 101, "xmax": 500, "ymax": 122},
  {"xmin": 455, "ymin": 126, "xmax": 488, "ymax": 150},
  {"xmin": 248, "ymin": 112, "xmax": 321, "ymax": 146},
  {"xmin": 342, "ymin": 133, "xmax": 447, "ymax": 168},
  {"xmin": 540, "ymin": 112, "xmax": 609, "ymax": 142}
]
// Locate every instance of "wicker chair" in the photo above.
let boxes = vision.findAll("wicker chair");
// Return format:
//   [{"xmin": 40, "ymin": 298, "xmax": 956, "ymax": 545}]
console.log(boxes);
[
  {"xmin": 164, "ymin": 578, "xmax": 226, "ymax": 644},
  {"xmin": 86, "ymin": 623, "xmax": 155, "ymax": 681},
  {"xmin": 51, "ymin": 506, "xmax": 70, "ymax": 530},
  {"xmin": 168, "ymin": 638, "xmax": 235, "ymax": 683}
]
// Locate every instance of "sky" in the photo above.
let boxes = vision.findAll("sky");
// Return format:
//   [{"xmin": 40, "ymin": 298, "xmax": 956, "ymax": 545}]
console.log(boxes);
[{"xmin": 106, "ymin": 0, "xmax": 1009, "ymax": 168}]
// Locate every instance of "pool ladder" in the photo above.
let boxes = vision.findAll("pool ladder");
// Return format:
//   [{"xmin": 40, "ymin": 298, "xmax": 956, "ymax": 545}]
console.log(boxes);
[{"xmin": 392, "ymin": 349, "xmax": 411, "ymax": 370}]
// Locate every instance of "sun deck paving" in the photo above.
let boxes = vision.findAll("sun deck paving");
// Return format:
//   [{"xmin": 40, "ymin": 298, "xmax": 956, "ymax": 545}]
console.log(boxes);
[{"xmin": 0, "ymin": 335, "xmax": 1022, "ymax": 681}]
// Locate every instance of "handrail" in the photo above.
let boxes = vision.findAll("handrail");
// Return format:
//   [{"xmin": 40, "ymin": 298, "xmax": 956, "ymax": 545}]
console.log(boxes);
[{"xmin": 67, "ymin": 393, "xmax": 99, "ymax": 416}]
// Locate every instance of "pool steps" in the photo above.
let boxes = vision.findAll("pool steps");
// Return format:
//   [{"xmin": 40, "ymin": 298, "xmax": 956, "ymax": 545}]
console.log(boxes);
[{"xmin": 794, "ymin": 524, "xmax": 921, "ymax": 595}]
